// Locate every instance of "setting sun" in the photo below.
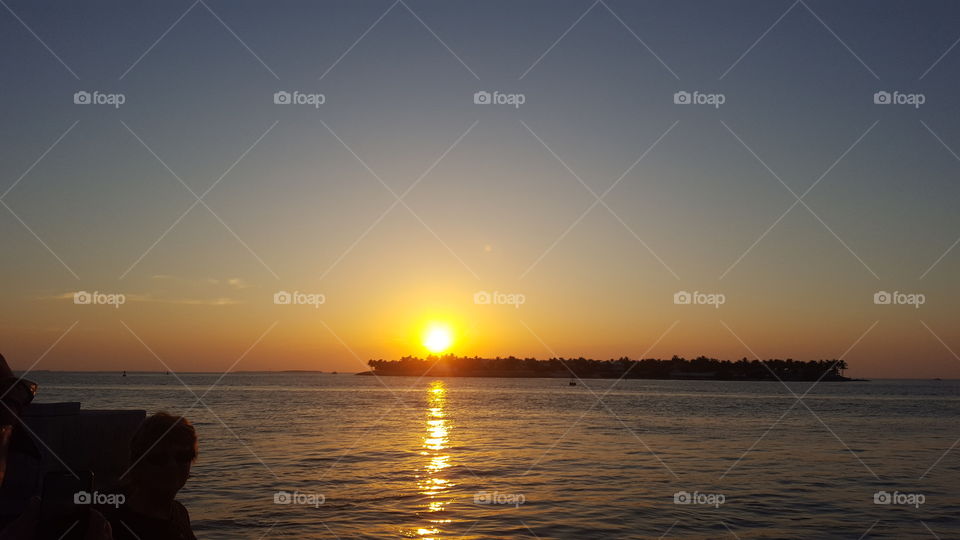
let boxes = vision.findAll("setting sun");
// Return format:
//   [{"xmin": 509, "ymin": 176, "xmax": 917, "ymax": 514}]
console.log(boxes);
[{"xmin": 423, "ymin": 324, "xmax": 454, "ymax": 354}]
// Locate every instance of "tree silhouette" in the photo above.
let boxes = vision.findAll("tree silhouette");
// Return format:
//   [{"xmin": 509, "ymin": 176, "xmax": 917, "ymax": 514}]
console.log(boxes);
[{"xmin": 365, "ymin": 355, "xmax": 853, "ymax": 381}]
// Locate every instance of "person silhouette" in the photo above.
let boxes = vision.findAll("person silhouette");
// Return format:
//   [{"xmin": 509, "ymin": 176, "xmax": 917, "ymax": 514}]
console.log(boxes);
[
  {"xmin": 0, "ymin": 353, "xmax": 112, "ymax": 540},
  {"xmin": 0, "ymin": 354, "xmax": 37, "ymax": 489},
  {"xmin": 108, "ymin": 413, "xmax": 197, "ymax": 540}
]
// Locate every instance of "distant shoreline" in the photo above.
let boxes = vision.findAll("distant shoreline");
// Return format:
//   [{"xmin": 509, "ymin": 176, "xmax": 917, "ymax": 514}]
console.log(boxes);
[
  {"xmin": 365, "ymin": 355, "xmax": 866, "ymax": 382},
  {"xmin": 355, "ymin": 370, "xmax": 861, "ymax": 382},
  {"xmin": 17, "ymin": 370, "xmax": 956, "ymax": 380}
]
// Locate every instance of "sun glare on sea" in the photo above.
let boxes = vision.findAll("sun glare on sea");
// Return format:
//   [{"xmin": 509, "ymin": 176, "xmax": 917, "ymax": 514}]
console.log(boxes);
[{"xmin": 423, "ymin": 323, "xmax": 454, "ymax": 354}]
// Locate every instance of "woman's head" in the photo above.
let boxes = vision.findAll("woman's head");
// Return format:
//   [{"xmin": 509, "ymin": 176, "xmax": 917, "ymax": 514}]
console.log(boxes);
[{"xmin": 128, "ymin": 412, "xmax": 197, "ymax": 498}]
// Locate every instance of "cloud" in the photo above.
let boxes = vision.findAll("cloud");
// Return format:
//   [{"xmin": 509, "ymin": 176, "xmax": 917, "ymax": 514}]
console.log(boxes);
[
  {"xmin": 45, "ymin": 275, "xmax": 254, "ymax": 306},
  {"xmin": 150, "ymin": 274, "xmax": 253, "ymax": 289},
  {"xmin": 226, "ymin": 278, "xmax": 252, "ymax": 289},
  {"xmin": 45, "ymin": 292, "xmax": 244, "ymax": 306},
  {"xmin": 157, "ymin": 297, "xmax": 245, "ymax": 306}
]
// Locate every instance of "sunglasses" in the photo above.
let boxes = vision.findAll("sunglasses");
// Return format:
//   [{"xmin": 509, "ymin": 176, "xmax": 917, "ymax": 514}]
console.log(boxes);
[{"xmin": 2, "ymin": 378, "xmax": 38, "ymax": 408}]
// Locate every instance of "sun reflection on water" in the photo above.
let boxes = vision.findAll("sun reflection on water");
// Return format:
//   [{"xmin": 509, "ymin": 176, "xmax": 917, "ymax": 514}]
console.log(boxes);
[{"xmin": 415, "ymin": 381, "xmax": 453, "ymax": 538}]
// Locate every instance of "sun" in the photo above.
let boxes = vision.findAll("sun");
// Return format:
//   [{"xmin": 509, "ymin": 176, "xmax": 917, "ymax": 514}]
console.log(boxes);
[{"xmin": 423, "ymin": 323, "xmax": 454, "ymax": 354}]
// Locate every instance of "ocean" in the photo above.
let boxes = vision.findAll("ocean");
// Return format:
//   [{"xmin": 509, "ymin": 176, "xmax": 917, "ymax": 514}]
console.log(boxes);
[{"xmin": 24, "ymin": 373, "xmax": 960, "ymax": 539}]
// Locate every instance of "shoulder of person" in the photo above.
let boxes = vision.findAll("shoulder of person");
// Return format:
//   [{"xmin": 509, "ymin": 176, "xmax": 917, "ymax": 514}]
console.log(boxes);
[{"xmin": 171, "ymin": 500, "xmax": 197, "ymax": 539}]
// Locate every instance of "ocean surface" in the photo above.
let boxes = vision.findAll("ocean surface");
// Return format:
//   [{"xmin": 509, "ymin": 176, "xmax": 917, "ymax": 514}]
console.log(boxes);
[{"xmin": 24, "ymin": 373, "xmax": 960, "ymax": 539}]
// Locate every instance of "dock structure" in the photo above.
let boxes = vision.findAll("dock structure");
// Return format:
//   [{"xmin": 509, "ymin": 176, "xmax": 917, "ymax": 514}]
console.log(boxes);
[{"xmin": 0, "ymin": 403, "xmax": 145, "ymax": 516}]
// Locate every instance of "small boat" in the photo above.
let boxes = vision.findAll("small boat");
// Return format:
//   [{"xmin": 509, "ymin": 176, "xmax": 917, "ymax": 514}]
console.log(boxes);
[
  {"xmin": 122, "ymin": 371, "xmax": 126, "ymax": 377},
  {"xmin": 569, "ymin": 379, "xmax": 576, "ymax": 386}
]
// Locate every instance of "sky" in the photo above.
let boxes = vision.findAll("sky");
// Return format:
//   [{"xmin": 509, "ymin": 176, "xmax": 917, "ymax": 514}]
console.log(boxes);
[{"xmin": 2, "ymin": 0, "xmax": 960, "ymax": 377}]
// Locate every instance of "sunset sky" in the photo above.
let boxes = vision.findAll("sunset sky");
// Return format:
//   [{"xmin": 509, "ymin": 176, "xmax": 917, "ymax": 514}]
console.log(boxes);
[{"xmin": 2, "ymin": 1, "xmax": 960, "ymax": 377}]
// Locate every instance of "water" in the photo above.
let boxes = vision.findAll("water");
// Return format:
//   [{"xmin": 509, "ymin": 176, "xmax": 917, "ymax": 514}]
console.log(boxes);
[{"xmin": 24, "ymin": 373, "xmax": 960, "ymax": 539}]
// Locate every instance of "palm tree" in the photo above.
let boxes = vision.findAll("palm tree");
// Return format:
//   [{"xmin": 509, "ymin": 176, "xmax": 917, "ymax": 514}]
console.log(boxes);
[{"xmin": 835, "ymin": 360, "xmax": 849, "ymax": 377}]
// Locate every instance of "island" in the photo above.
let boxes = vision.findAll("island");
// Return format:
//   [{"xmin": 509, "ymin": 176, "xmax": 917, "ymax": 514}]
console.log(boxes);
[{"xmin": 360, "ymin": 355, "xmax": 854, "ymax": 381}]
